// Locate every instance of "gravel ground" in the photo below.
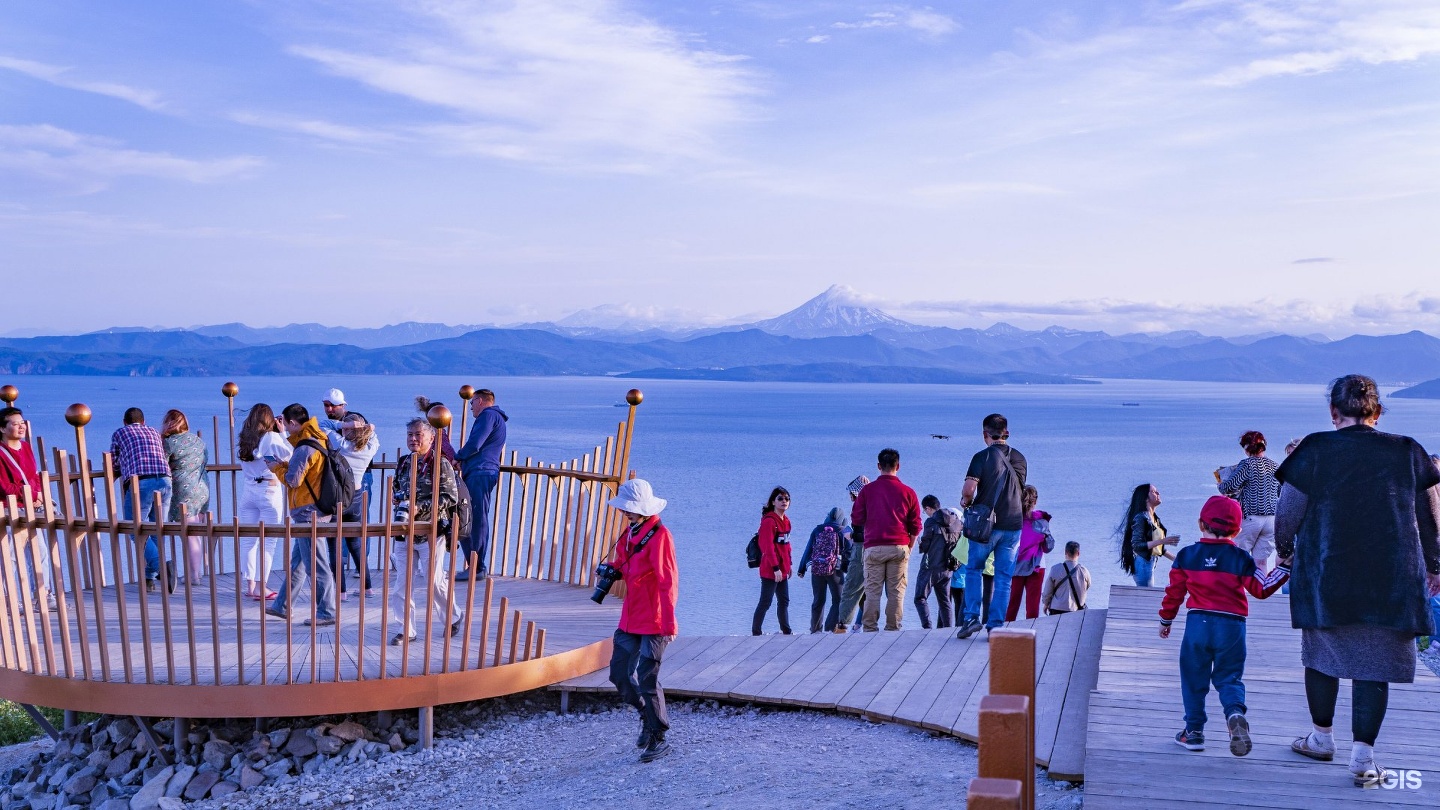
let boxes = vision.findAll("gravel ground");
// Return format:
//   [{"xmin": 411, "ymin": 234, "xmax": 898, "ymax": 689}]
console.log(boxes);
[{"xmin": 184, "ymin": 692, "xmax": 1082, "ymax": 810}]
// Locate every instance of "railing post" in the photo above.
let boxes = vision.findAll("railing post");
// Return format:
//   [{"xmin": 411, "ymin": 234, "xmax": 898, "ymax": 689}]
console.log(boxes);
[
  {"xmin": 987, "ymin": 628, "xmax": 1037, "ymax": 810},
  {"xmin": 967, "ymin": 777, "xmax": 1023, "ymax": 810},
  {"xmin": 418, "ymin": 706, "xmax": 434, "ymax": 750},
  {"xmin": 457, "ymin": 385, "xmax": 474, "ymax": 448}
]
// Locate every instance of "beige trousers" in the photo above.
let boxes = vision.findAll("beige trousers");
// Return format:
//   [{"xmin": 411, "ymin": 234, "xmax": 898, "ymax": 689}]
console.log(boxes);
[{"xmin": 862, "ymin": 544, "xmax": 910, "ymax": 631}]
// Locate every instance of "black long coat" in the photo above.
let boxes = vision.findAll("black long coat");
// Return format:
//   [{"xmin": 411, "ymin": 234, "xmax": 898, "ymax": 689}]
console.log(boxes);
[{"xmin": 1277, "ymin": 425, "xmax": 1440, "ymax": 635}]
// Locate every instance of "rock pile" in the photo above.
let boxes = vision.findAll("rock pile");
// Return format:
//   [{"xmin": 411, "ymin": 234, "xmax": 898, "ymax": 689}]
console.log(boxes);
[{"xmin": 0, "ymin": 714, "xmax": 423, "ymax": 809}]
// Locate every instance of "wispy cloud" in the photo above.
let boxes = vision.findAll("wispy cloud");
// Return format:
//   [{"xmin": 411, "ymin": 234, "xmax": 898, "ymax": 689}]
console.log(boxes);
[
  {"xmin": 1292, "ymin": 256, "xmax": 1335, "ymax": 264},
  {"xmin": 283, "ymin": 0, "xmax": 759, "ymax": 168},
  {"xmin": 0, "ymin": 55, "xmax": 165, "ymax": 111},
  {"xmin": 0, "ymin": 125, "xmax": 261, "ymax": 190},
  {"xmin": 832, "ymin": 8, "xmax": 958, "ymax": 37},
  {"xmin": 228, "ymin": 111, "xmax": 395, "ymax": 145}
]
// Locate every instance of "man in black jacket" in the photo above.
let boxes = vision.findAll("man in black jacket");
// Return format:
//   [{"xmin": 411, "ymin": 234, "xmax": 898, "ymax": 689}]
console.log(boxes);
[{"xmin": 915, "ymin": 495, "xmax": 960, "ymax": 629}]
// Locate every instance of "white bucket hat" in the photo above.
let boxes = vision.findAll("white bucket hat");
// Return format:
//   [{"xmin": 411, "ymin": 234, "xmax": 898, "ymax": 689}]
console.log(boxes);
[{"xmin": 608, "ymin": 478, "xmax": 667, "ymax": 517}]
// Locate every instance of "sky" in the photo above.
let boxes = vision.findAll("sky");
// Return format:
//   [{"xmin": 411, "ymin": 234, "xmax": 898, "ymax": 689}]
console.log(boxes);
[{"xmin": 2, "ymin": 0, "xmax": 1439, "ymax": 337}]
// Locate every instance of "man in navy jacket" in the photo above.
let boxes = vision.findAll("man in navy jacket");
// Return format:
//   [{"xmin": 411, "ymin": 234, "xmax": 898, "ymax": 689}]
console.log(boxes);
[{"xmin": 456, "ymin": 389, "xmax": 508, "ymax": 579}]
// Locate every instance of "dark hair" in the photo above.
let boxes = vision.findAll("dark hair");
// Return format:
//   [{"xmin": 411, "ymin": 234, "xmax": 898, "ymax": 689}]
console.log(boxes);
[
  {"xmin": 123, "ymin": 407, "xmax": 145, "ymax": 425},
  {"xmin": 1328, "ymin": 374, "xmax": 1383, "ymax": 421},
  {"xmin": 921, "ymin": 494, "xmax": 940, "ymax": 510},
  {"xmin": 1065, "ymin": 541, "xmax": 1080, "ymax": 557},
  {"xmin": 761, "ymin": 486, "xmax": 790, "ymax": 515},
  {"xmin": 0, "ymin": 407, "xmax": 21, "ymax": 425},
  {"xmin": 1022, "ymin": 484, "xmax": 1038, "ymax": 513},
  {"xmin": 415, "ymin": 396, "xmax": 442, "ymax": 413},
  {"xmin": 238, "ymin": 403, "xmax": 278, "ymax": 462},
  {"xmin": 281, "ymin": 403, "xmax": 309, "ymax": 423},
  {"xmin": 160, "ymin": 409, "xmax": 189, "ymax": 438},
  {"xmin": 982, "ymin": 413, "xmax": 1008, "ymax": 440},
  {"xmin": 475, "ymin": 388, "xmax": 496, "ymax": 403},
  {"xmin": 1117, "ymin": 484, "xmax": 1152, "ymax": 575},
  {"xmin": 877, "ymin": 448, "xmax": 900, "ymax": 471},
  {"xmin": 1240, "ymin": 430, "xmax": 1266, "ymax": 455}
]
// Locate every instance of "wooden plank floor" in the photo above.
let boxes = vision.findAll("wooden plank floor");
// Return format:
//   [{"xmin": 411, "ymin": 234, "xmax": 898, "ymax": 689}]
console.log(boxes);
[
  {"xmin": 1085, "ymin": 586, "xmax": 1440, "ymax": 808},
  {"xmin": 10, "ymin": 571, "xmax": 618, "ymax": 685},
  {"xmin": 553, "ymin": 608, "xmax": 1107, "ymax": 778}
]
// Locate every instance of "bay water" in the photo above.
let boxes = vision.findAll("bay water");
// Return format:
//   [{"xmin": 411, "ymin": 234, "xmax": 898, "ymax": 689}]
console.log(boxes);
[{"xmin": 8, "ymin": 375, "xmax": 1440, "ymax": 637}]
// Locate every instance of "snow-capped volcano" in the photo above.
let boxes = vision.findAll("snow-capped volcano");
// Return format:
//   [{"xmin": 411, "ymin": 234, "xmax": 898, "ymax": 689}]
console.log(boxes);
[{"xmin": 746, "ymin": 285, "xmax": 923, "ymax": 338}]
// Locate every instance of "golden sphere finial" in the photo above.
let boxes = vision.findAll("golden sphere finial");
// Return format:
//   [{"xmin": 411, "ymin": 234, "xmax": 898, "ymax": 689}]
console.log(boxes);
[
  {"xmin": 222, "ymin": 381, "xmax": 239, "ymax": 398},
  {"xmin": 0, "ymin": 385, "xmax": 17, "ymax": 404},
  {"xmin": 427, "ymin": 404, "xmax": 453, "ymax": 430},
  {"xmin": 625, "ymin": 388, "xmax": 644, "ymax": 406},
  {"xmin": 458, "ymin": 385, "xmax": 475, "ymax": 401},
  {"xmin": 65, "ymin": 403, "xmax": 92, "ymax": 427}
]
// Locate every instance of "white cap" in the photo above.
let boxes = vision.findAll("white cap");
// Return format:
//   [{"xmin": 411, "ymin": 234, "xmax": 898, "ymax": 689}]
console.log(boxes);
[{"xmin": 322, "ymin": 388, "xmax": 346, "ymax": 406}]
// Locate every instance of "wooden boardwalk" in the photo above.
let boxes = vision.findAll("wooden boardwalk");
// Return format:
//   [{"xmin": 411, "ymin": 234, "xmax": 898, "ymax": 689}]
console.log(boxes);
[
  {"xmin": 1085, "ymin": 586, "xmax": 1440, "ymax": 808},
  {"xmin": 554, "ymin": 608, "xmax": 1107, "ymax": 781}
]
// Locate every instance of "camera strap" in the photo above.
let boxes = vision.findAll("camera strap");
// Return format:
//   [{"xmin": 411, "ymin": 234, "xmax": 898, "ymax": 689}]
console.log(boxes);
[{"xmin": 629, "ymin": 522, "xmax": 661, "ymax": 556}]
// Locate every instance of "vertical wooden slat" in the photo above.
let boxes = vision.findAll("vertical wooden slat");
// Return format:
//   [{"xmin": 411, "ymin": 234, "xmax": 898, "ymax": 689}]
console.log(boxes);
[
  {"xmin": 356, "ymin": 491, "xmax": 370, "ymax": 681},
  {"xmin": 532, "ymin": 470, "xmax": 553, "ymax": 580},
  {"xmin": 38, "ymin": 472, "xmax": 75, "ymax": 678},
  {"xmin": 440, "ymin": 518, "xmax": 460, "ymax": 674},
  {"xmin": 475, "ymin": 576, "xmax": 493, "ymax": 671},
  {"xmin": 422, "ymin": 436, "xmax": 444, "ymax": 677},
  {"xmin": 230, "ymin": 520, "xmax": 243, "ymax": 685},
  {"xmin": 54, "ymin": 457, "xmax": 92, "ymax": 680},
  {"xmin": 179, "ymin": 507, "xmax": 199, "ymax": 684},
  {"xmin": 491, "ymin": 595, "xmax": 508, "ymax": 668},
  {"xmin": 521, "ymin": 620, "xmax": 535, "ymax": 662},
  {"xmin": 308, "ymin": 518, "xmax": 319, "ymax": 684},
  {"xmin": 533, "ymin": 628, "xmax": 545, "ymax": 660},
  {"xmin": 21, "ymin": 486, "xmax": 58, "ymax": 678},
  {"xmin": 378, "ymin": 477, "xmax": 394, "ymax": 680},
  {"xmin": 458, "ymin": 564, "xmax": 483, "ymax": 672},
  {"xmin": 399, "ymin": 459, "xmax": 417, "ymax": 678},
  {"xmin": 210, "ymin": 416, "xmax": 223, "ymax": 532},
  {"xmin": 508, "ymin": 610, "xmax": 523, "ymax": 664},
  {"xmin": 154, "ymin": 491, "xmax": 176, "ymax": 685},
  {"xmin": 332, "ymin": 512, "xmax": 346, "ymax": 684},
  {"xmin": 0, "ymin": 503, "xmax": 29, "ymax": 671},
  {"xmin": 257, "ymin": 521, "xmax": 269, "ymax": 686},
  {"xmin": 206, "ymin": 521, "xmax": 221, "ymax": 685},
  {"xmin": 109, "ymin": 461, "xmax": 137, "ymax": 683},
  {"xmin": 282, "ymin": 517, "xmax": 293, "ymax": 685},
  {"xmin": 521, "ymin": 462, "xmax": 540, "ymax": 577},
  {"xmin": 500, "ymin": 450, "xmax": 519, "ymax": 576}
]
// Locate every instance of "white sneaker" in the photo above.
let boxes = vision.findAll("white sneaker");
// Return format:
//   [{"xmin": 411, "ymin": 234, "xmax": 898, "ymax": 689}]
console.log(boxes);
[
  {"xmin": 1291, "ymin": 732, "xmax": 1335, "ymax": 761},
  {"xmin": 1352, "ymin": 759, "xmax": 1395, "ymax": 788}
]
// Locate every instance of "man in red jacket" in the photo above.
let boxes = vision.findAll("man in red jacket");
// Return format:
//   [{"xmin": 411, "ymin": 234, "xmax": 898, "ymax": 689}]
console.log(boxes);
[
  {"xmin": 605, "ymin": 478, "xmax": 679, "ymax": 763},
  {"xmin": 851, "ymin": 448, "xmax": 922, "ymax": 631}
]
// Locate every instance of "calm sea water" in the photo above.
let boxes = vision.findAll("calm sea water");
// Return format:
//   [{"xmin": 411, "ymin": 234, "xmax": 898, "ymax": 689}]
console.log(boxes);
[{"xmin": 9, "ymin": 375, "xmax": 1440, "ymax": 636}]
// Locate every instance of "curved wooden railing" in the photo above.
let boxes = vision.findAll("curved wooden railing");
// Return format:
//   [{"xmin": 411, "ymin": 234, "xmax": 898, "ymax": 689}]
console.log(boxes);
[{"xmin": 0, "ymin": 384, "xmax": 641, "ymax": 718}]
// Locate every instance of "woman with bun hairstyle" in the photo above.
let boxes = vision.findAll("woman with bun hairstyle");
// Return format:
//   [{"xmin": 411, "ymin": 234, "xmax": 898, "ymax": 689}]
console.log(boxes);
[
  {"xmin": 751, "ymin": 486, "xmax": 794, "ymax": 635},
  {"xmin": 1218, "ymin": 430, "xmax": 1281, "ymax": 572}
]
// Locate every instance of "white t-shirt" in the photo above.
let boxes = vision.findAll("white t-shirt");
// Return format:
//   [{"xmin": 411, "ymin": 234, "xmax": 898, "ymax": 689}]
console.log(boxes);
[{"xmin": 239, "ymin": 432, "xmax": 292, "ymax": 483}]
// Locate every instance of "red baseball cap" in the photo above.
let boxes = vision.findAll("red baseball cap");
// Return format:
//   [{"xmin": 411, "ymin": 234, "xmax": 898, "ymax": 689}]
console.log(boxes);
[{"xmin": 1200, "ymin": 495, "xmax": 1243, "ymax": 536}]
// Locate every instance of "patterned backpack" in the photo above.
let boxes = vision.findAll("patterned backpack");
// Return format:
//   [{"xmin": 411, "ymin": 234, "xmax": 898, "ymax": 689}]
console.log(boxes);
[{"xmin": 809, "ymin": 524, "xmax": 844, "ymax": 577}]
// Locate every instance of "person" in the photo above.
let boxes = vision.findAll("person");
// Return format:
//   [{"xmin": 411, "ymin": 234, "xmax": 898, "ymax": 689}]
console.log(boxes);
[
  {"xmin": 1276, "ymin": 374, "xmax": 1440, "ymax": 787},
  {"xmin": 1160, "ymin": 496, "xmax": 1289, "ymax": 757},
  {"xmin": 388, "ymin": 418, "xmax": 463, "ymax": 644},
  {"xmin": 752, "ymin": 486, "xmax": 793, "ymax": 635},
  {"xmin": 455, "ymin": 388, "xmax": 508, "ymax": 580},
  {"xmin": 1118, "ymin": 484, "xmax": 1179, "ymax": 587},
  {"xmin": 1217, "ymin": 430, "xmax": 1280, "ymax": 572},
  {"xmin": 834, "ymin": 475, "xmax": 870, "ymax": 633},
  {"xmin": 797, "ymin": 506, "xmax": 849, "ymax": 633},
  {"xmin": 915, "ymin": 495, "xmax": 960, "ymax": 629},
  {"xmin": 950, "ymin": 535, "xmax": 994, "ymax": 626},
  {"xmin": 109, "ymin": 407, "xmax": 172, "ymax": 593},
  {"xmin": 236, "ymin": 403, "xmax": 290, "ymax": 600},
  {"xmin": 0, "ymin": 406, "xmax": 54, "ymax": 610},
  {"xmin": 413, "ymin": 397, "xmax": 459, "ymax": 463},
  {"xmin": 1042, "ymin": 541, "xmax": 1090, "ymax": 615},
  {"xmin": 326, "ymin": 413, "xmax": 379, "ymax": 601},
  {"xmin": 852, "ymin": 448, "xmax": 922, "ymax": 632},
  {"xmin": 1430, "ymin": 456, "xmax": 1440, "ymax": 648},
  {"xmin": 604, "ymin": 478, "xmax": 678, "ymax": 764},
  {"xmin": 160, "ymin": 409, "xmax": 210, "ymax": 586},
  {"xmin": 266, "ymin": 404, "xmax": 337, "ymax": 627},
  {"xmin": 956, "ymin": 414, "xmax": 1028, "ymax": 639},
  {"xmin": 1006, "ymin": 486, "xmax": 1053, "ymax": 622}
]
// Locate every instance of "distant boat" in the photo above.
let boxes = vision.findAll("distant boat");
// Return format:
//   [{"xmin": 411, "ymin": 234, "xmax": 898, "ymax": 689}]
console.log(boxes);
[{"xmin": 1121, "ymin": 402, "xmax": 1140, "ymax": 407}]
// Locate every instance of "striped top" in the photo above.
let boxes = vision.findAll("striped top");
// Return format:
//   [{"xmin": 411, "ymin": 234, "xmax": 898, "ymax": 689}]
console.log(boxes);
[{"xmin": 1218, "ymin": 455, "xmax": 1279, "ymax": 517}]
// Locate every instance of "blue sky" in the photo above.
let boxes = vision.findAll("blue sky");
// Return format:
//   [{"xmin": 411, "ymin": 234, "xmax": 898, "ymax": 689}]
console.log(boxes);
[{"xmin": 2, "ymin": 1, "xmax": 1438, "ymax": 336}]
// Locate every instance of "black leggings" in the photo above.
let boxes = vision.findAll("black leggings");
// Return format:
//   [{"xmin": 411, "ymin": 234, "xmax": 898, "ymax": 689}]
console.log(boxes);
[
  {"xmin": 1305, "ymin": 667, "xmax": 1389, "ymax": 745},
  {"xmin": 325, "ymin": 535, "xmax": 371, "ymax": 593},
  {"xmin": 753, "ymin": 578, "xmax": 791, "ymax": 635}
]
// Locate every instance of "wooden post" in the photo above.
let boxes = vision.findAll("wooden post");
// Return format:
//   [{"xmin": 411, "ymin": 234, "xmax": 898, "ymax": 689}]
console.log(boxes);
[
  {"xmin": 967, "ymin": 778, "xmax": 1023, "ymax": 810},
  {"xmin": 978, "ymin": 694, "xmax": 1030, "ymax": 810},
  {"xmin": 418, "ymin": 706, "xmax": 433, "ymax": 750},
  {"xmin": 457, "ymin": 385, "xmax": 474, "ymax": 448},
  {"xmin": 223, "ymin": 382, "xmax": 238, "ymax": 525},
  {"xmin": 988, "ymin": 628, "xmax": 1036, "ymax": 810}
]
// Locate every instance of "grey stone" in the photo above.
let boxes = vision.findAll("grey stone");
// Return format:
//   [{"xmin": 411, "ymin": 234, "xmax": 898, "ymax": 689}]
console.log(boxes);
[
  {"xmin": 105, "ymin": 721, "xmax": 135, "ymax": 749},
  {"xmin": 329, "ymin": 721, "xmax": 367, "ymax": 743},
  {"xmin": 156, "ymin": 798, "xmax": 183, "ymax": 810},
  {"xmin": 208, "ymin": 781, "xmax": 238, "ymax": 798},
  {"xmin": 386, "ymin": 733, "xmax": 404, "ymax": 752},
  {"xmin": 297, "ymin": 790, "xmax": 320, "ymax": 805},
  {"xmin": 126, "ymin": 765, "xmax": 173, "ymax": 810},
  {"xmin": 118, "ymin": 768, "xmax": 141, "ymax": 788},
  {"xmin": 61, "ymin": 773, "xmax": 96, "ymax": 797},
  {"xmin": 162, "ymin": 765, "xmax": 194, "ymax": 798},
  {"xmin": 313, "ymin": 736, "xmax": 343, "ymax": 757},
  {"xmin": 185, "ymin": 732, "xmax": 205, "ymax": 748},
  {"xmin": 96, "ymin": 800, "xmax": 128, "ymax": 810},
  {"xmin": 300, "ymin": 758, "xmax": 320, "ymax": 776},
  {"xmin": 344, "ymin": 741, "xmax": 365, "ymax": 762},
  {"xmin": 84, "ymin": 752, "xmax": 110, "ymax": 772},
  {"xmin": 283, "ymin": 734, "xmax": 316, "ymax": 759},
  {"xmin": 46, "ymin": 764, "xmax": 75, "ymax": 789},
  {"xmin": 181, "ymin": 771, "xmax": 219, "ymax": 802},
  {"xmin": 237, "ymin": 767, "xmax": 264, "ymax": 790},
  {"xmin": 266, "ymin": 729, "xmax": 289, "ymax": 749},
  {"xmin": 201, "ymin": 740, "xmax": 234, "ymax": 772},
  {"xmin": 260, "ymin": 759, "xmax": 292, "ymax": 779},
  {"xmin": 26, "ymin": 795, "xmax": 56, "ymax": 810}
]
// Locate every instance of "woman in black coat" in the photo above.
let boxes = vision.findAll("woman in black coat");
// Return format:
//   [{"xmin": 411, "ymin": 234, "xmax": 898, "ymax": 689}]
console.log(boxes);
[{"xmin": 1276, "ymin": 374, "xmax": 1440, "ymax": 788}]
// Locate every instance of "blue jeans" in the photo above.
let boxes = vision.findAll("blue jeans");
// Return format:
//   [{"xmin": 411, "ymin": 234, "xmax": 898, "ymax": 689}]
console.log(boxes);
[
  {"xmin": 1132, "ymin": 553, "xmax": 1155, "ymax": 587},
  {"xmin": 964, "ymin": 528, "xmax": 1020, "ymax": 629},
  {"xmin": 465, "ymin": 471, "xmax": 499, "ymax": 575},
  {"xmin": 1428, "ymin": 595, "xmax": 1440, "ymax": 637},
  {"xmin": 121, "ymin": 476, "xmax": 172, "ymax": 581},
  {"xmin": 269, "ymin": 507, "xmax": 337, "ymax": 620},
  {"xmin": 1179, "ymin": 612, "xmax": 1248, "ymax": 730}
]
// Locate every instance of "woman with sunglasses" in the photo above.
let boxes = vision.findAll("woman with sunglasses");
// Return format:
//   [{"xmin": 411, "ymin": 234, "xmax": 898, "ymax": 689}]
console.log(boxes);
[{"xmin": 752, "ymin": 486, "xmax": 794, "ymax": 635}]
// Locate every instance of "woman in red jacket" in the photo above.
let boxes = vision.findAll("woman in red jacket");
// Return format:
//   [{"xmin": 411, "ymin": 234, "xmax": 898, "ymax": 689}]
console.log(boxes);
[
  {"xmin": 751, "ymin": 486, "xmax": 794, "ymax": 636},
  {"xmin": 605, "ymin": 478, "xmax": 679, "ymax": 764}
]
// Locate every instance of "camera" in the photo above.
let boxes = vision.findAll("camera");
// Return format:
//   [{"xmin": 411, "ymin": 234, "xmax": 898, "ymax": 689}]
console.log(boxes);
[{"xmin": 591, "ymin": 562, "xmax": 622, "ymax": 604}]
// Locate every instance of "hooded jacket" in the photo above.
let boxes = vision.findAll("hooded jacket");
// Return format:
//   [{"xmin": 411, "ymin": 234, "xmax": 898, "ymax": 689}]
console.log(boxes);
[
  {"xmin": 457, "ymin": 406, "xmax": 509, "ymax": 477},
  {"xmin": 284, "ymin": 418, "xmax": 329, "ymax": 511},
  {"xmin": 918, "ymin": 507, "xmax": 961, "ymax": 571},
  {"xmin": 613, "ymin": 515, "xmax": 679, "ymax": 636}
]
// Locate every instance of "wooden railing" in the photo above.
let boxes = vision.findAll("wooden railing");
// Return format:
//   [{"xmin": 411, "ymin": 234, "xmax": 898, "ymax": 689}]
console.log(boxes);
[
  {"xmin": 0, "ymin": 384, "xmax": 641, "ymax": 718},
  {"xmin": 968, "ymin": 628, "xmax": 1038, "ymax": 810}
]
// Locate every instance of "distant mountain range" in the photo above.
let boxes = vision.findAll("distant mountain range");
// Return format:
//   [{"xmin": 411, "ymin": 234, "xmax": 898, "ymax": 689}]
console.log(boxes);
[{"xmin": 4, "ymin": 286, "xmax": 1440, "ymax": 388}]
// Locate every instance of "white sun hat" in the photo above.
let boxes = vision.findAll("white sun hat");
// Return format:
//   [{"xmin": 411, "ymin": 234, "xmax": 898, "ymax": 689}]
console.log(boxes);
[
  {"xmin": 322, "ymin": 388, "xmax": 346, "ymax": 406},
  {"xmin": 608, "ymin": 478, "xmax": 667, "ymax": 517}
]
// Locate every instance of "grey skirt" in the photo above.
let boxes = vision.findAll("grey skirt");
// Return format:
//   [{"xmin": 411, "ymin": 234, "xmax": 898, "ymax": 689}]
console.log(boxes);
[{"xmin": 1301, "ymin": 624, "xmax": 1416, "ymax": 683}]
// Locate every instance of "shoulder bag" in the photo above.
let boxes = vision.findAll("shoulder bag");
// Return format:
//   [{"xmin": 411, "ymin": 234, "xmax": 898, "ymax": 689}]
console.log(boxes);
[{"xmin": 962, "ymin": 447, "xmax": 1015, "ymax": 544}]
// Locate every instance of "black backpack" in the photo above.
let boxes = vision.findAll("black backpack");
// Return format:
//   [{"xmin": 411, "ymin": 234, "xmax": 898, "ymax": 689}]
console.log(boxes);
[
  {"xmin": 296, "ymin": 439, "xmax": 356, "ymax": 518},
  {"xmin": 745, "ymin": 533, "xmax": 761, "ymax": 568}
]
